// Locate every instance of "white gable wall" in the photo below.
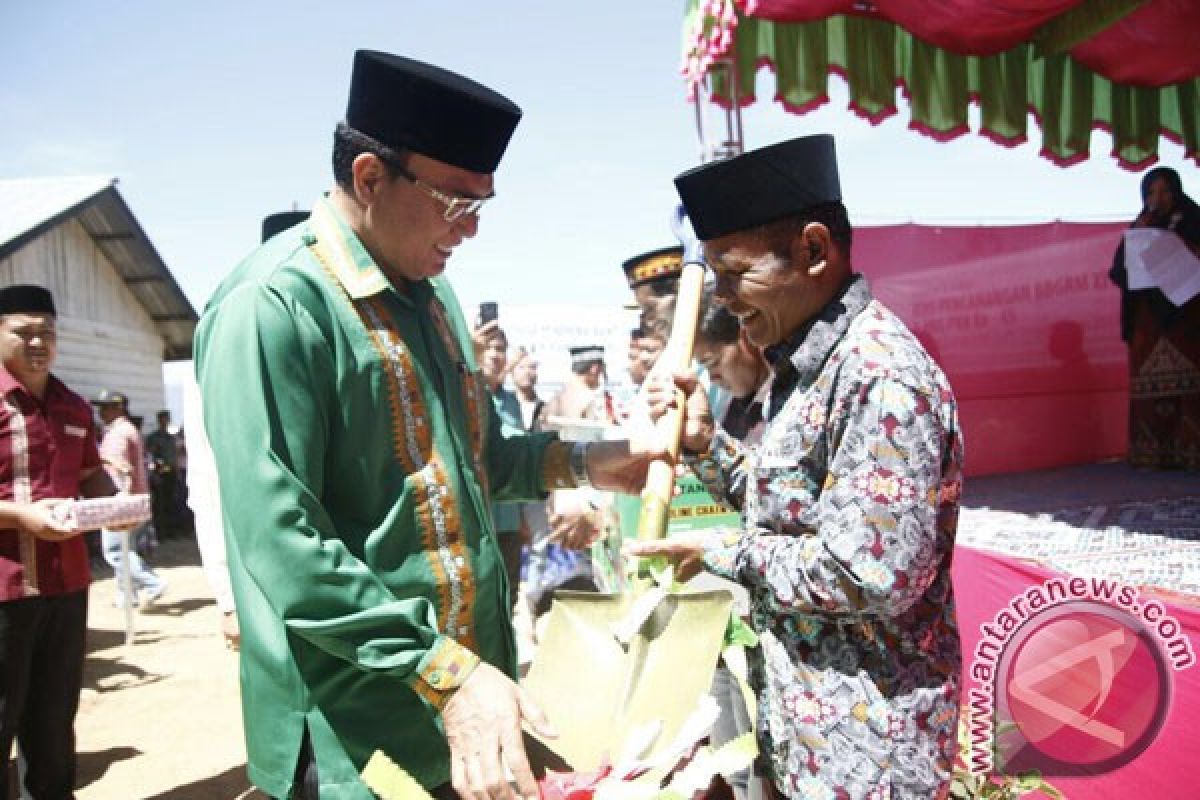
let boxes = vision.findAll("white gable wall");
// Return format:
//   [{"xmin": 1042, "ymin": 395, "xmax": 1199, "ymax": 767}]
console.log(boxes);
[{"xmin": 1, "ymin": 217, "xmax": 166, "ymax": 430}]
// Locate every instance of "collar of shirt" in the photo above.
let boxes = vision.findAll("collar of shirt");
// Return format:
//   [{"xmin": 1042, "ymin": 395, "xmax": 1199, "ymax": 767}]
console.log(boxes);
[
  {"xmin": 763, "ymin": 274, "xmax": 872, "ymax": 417},
  {"xmin": 306, "ymin": 195, "xmax": 425, "ymax": 306},
  {"xmin": 0, "ymin": 367, "xmax": 67, "ymax": 408}
]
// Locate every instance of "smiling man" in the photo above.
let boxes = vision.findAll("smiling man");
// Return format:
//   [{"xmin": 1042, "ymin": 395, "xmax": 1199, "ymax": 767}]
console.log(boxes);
[
  {"xmin": 0, "ymin": 285, "xmax": 116, "ymax": 799},
  {"xmin": 195, "ymin": 51, "xmax": 660, "ymax": 800},
  {"xmin": 630, "ymin": 135, "xmax": 964, "ymax": 800}
]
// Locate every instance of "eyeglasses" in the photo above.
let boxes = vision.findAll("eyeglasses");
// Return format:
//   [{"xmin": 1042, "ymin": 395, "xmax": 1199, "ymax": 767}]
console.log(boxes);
[{"xmin": 390, "ymin": 163, "xmax": 494, "ymax": 223}]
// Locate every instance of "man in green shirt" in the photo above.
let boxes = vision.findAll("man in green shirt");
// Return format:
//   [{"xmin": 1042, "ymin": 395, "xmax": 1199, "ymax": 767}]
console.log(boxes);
[{"xmin": 195, "ymin": 51, "xmax": 657, "ymax": 800}]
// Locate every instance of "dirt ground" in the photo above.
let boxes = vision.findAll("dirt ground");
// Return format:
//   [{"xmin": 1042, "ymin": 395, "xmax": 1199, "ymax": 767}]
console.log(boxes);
[{"xmin": 75, "ymin": 537, "xmax": 265, "ymax": 800}]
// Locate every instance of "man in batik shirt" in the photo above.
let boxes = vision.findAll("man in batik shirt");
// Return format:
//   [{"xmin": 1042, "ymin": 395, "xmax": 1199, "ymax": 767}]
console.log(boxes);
[{"xmin": 631, "ymin": 134, "xmax": 963, "ymax": 800}]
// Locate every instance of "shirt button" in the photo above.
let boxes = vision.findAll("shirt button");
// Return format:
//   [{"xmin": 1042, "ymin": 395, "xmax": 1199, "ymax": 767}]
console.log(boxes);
[
  {"xmin": 454, "ymin": 555, "xmax": 465, "ymax": 568},
  {"xmin": 458, "ymin": 626, "xmax": 468, "ymax": 636}
]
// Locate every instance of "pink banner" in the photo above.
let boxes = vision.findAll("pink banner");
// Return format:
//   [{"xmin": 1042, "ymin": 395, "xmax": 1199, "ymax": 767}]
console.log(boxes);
[
  {"xmin": 856, "ymin": 221, "xmax": 1130, "ymax": 475},
  {"xmin": 952, "ymin": 545, "xmax": 1198, "ymax": 797}
]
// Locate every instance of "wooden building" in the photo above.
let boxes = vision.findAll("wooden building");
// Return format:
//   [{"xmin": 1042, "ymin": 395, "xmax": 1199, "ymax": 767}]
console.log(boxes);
[{"xmin": 0, "ymin": 176, "xmax": 197, "ymax": 426}]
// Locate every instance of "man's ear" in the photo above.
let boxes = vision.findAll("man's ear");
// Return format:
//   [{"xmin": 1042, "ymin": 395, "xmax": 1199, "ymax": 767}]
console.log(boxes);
[
  {"xmin": 351, "ymin": 153, "xmax": 390, "ymax": 206},
  {"xmin": 791, "ymin": 222, "xmax": 832, "ymax": 277}
]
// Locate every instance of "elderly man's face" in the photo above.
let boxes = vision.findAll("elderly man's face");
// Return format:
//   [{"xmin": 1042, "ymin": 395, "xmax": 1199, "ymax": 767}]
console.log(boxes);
[
  {"xmin": 362, "ymin": 152, "xmax": 493, "ymax": 283},
  {"xmin": 0, "ymin": 312, "xmax": 57, "ymax": 385},
  {"xmin": 704, "ymin": 231, "xmax": 811, "ymax": 348}
]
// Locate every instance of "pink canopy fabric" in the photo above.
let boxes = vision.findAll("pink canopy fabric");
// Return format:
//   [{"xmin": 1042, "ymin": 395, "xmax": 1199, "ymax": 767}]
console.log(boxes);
[
  {"xmin": 683, "ymin": 0, "xmax": 1200, "ymax": 168},
  {"xmin": 742, "ymin": 0, "xmax": 1200, "ymax": 86}
]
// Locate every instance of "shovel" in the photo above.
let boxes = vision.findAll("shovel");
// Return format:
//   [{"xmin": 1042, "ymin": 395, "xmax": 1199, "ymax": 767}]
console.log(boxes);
[{"xmin": 522, "ymin": 253, "xmax": 735, "ymax": 774}]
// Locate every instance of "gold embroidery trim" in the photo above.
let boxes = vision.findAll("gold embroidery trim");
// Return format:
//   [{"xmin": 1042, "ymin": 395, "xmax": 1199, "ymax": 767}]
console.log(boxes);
[
  {"xmin": 411, "ymin": 636, "xmax": 480, "ymax": 711},
  {"xmin": 307, "ymin": 218, "xmax": 477, "ymax": 651},
  {"xmin": 627, "ymin": 252, "xmax": 683, "ymax": 286}
]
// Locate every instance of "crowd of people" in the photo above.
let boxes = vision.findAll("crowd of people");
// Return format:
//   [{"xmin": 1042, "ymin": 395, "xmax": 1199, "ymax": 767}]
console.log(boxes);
[{"xmin": 0, "ymin": 45, "xmax": 1194, "ymax": 800}]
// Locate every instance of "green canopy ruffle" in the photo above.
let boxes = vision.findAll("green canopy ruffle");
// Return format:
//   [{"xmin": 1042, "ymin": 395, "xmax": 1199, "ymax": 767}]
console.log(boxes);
[{"xmin": 683, "ymin": 3, "xmax": 1199, "ymax": 170}]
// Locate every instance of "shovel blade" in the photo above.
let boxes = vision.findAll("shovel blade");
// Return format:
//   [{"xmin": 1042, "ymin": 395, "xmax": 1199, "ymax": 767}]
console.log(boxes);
[{"xmin": 522, "ymin": 587, "xmax": 733, "ymax": 772}]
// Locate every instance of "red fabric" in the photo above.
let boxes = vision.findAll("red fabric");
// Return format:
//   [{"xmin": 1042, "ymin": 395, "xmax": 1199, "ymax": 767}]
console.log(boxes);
[
  {"xmin": 538, "ymin": 761, "xmax": 613, "ymax": 800},
  {"xmin": 0, "ymin": 369, "xmax": 100, "ymax": 599},
  {"xmin": 855, "ymin": 221, "xmax": 1129, "ymax": 476},
  {"xmin": 952, "ymin": 545, "xmax": 1199, "ymax": 797},
  {"xmin": 740, "ymin": 0, "xmax": 1200, "ymax": 86},
  {"xmin": 1068, "ymin": 0, "xmax": 1200, "ymax": 88},
  {"xmin": 743, "ymin": 1, "xmax": 1082, "ymax": 56}
]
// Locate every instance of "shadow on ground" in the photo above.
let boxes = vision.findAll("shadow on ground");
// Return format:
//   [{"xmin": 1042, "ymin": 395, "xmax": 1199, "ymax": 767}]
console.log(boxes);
[
  {"xmin": 138, "ymin": 597, "xmax": 216, "ymax": 617},
  {"xmin": 76, "ymin": 746, "xmax": 142, "ymax": 789},
  {"xmin": 83, "ymin": 653, "xmax": 165, "ymax": 693},
  {"xmin": 140, "ymin": 764, "xmax": 266, "ymax": 799},
  {"xmin": 85, "ymin": 626, "xmax": 164, "ymax": 654}
]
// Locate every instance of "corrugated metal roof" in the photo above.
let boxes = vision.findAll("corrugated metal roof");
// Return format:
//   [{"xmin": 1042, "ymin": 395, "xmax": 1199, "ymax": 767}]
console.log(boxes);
[{"xmin": 0, "ymin": 176, "xmax": 198, "ymax": 360}]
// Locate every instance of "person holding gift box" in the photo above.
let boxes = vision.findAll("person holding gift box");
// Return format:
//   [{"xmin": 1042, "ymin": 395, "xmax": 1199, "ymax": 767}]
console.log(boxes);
[
  {"xmin": 631, "ymin": 135, "xmax": 964, "ymax": 800},
  {"xmin": 0, "ymin": 285, "xmax": 117, "ymax": 799},
  {"xmin": 195, "ymin": 50, "xmax": 663, "ymax": 800}
]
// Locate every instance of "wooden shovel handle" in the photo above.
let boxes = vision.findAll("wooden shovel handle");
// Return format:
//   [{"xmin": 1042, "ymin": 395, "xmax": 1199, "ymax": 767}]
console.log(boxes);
[{"xmin": 636, "ymin": 261, "xmax": 706, "ymax": 541}]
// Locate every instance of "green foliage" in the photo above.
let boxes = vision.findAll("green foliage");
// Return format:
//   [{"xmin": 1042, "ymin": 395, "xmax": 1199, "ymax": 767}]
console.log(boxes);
[{"xmin": 950, "ymin": 707, "xmax": 1064, "ymax": 799}]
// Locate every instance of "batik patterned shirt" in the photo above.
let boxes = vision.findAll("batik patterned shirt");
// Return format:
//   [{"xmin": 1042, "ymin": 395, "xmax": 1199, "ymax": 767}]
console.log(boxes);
[{"xmin": 691, "ymin": 275, "xmax": 963, "ymax": 800}]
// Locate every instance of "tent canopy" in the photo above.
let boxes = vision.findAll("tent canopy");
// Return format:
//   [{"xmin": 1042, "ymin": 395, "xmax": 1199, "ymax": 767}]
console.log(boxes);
[{"xmin": 683, "ymin": 0, "xmax": 1200, "ymax": 169}]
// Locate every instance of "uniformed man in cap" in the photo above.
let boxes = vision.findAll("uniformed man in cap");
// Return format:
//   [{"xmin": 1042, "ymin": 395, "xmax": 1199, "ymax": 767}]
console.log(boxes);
[
  {"xmin": 631, "ymin": 135, "xmax": 964, "ymax": 799},
  {"xmin": 621, "ymin": 245, "xmax": 684, "ymax": 338},
  {"xmin": 0, "ymin": 285, "xmax": 116, "ymax": 798},
  {"xmin": 195, "ymin": 52, "xmax": 660, "ymax": 800}
]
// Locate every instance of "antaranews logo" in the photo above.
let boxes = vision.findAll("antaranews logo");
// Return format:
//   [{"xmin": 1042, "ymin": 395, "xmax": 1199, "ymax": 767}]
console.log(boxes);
[{"xmin": 966, "ymin": 575, "xmax": 1195, "ymax": 777}]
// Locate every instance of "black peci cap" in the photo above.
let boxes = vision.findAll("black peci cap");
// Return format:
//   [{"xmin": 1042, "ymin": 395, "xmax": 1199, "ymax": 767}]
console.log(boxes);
[
  {"xmin": 345, "ymin": 50, "xmax": 522, "ymax": 174},
  {"xmin": 0, "ymin": 285, "xmax": 55, "ymax": 317},
  {"xmin": 674, "ymin": 134, "xmax": 841, "ymax": 241},
  {"xmin": 261, "ymin": 211, "xmax": 309, "ymax": 243}
]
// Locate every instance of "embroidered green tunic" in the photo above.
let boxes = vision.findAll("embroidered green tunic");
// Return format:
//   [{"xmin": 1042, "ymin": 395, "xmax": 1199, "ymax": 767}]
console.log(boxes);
[{"xmin": 194, "ymin": 198, "xmax": 556, "ymax": 799}]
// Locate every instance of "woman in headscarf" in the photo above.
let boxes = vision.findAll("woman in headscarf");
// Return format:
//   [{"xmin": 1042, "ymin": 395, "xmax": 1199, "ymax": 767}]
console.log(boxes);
[{"xmin": 1108, "ymin": 167, "xmax": 1200, "ymax": 470}]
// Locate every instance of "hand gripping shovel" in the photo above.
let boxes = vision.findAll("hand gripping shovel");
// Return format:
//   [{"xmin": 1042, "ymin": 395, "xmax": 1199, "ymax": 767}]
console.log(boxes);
[{"xmin": 521, "ymin": 229, "xmax": 734, "ymax": 775}]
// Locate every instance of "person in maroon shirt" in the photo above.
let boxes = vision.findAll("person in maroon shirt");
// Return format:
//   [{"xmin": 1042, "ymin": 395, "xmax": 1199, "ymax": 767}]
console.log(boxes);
[{"xmin": 0, "ymin": 285, "xmax": 115, "ymax": 799}]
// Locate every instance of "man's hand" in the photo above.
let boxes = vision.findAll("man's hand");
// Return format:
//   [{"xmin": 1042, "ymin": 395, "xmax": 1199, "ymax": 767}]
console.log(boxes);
[
  {"xmin": 585, "ymin": 437, "xmax": 670, "ymax": 495},
  {"xmin": 547, "ymin": 506, "xmax": 601, "ymax": 551},
  {"xmin": 624, "ymin": 533, "xmax": 709, "ymax": 582},
  {"xmin": 471, "ymin": 319, "xmax": 500, "ymax": 365},
  {"xmin": 16, "ymin": 499, "xmax": 79, "ymax": 542},
  {"xmin": 443, "ymin": 662, "xmax": 556, "ymax": 800},
  {"xmin": 220, "ymin": 611, "xmax": 241, "ymax": 651},
  {"xmin": 643, "ymin": 369, "xmax": 715, "ymax": 455}
]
